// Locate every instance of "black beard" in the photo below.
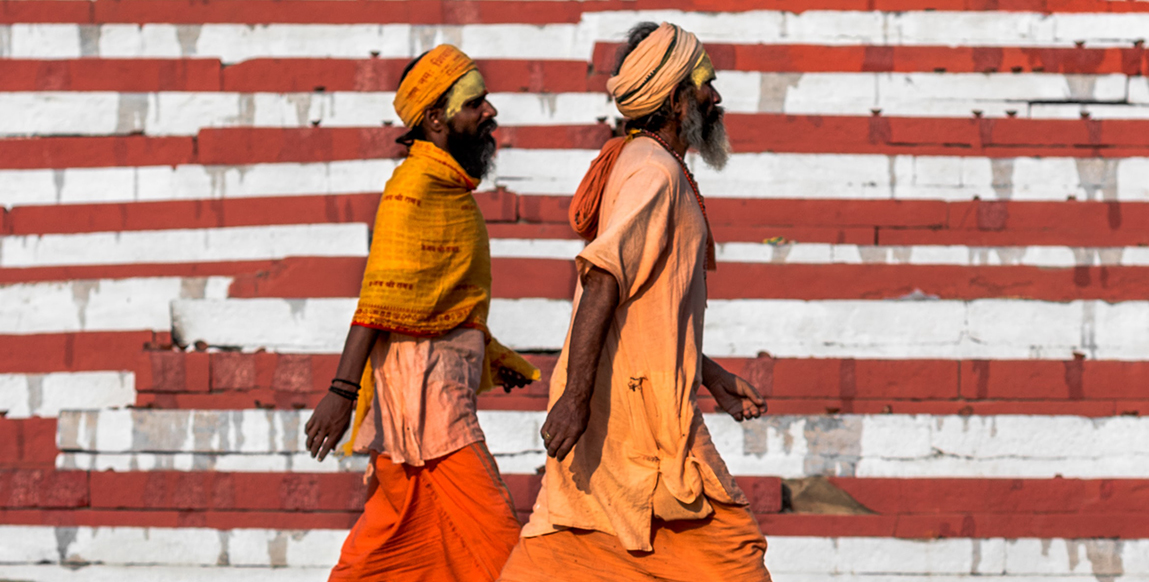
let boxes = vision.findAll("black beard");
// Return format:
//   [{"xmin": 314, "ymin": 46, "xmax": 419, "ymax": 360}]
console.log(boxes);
[
  {"xmin": 447, "ymin": 120, "xmax": 498, "ymax": 180},
  {"xmin": 680, "ymin": 99, "xmax": 730, "ymax": 170}
]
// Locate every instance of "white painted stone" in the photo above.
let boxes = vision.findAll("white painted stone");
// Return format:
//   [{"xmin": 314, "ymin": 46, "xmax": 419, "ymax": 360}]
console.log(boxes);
[
  {"xmin": 7, "ymin": 13, "xmax": 1149, "ymax": 64},
  {"xmin": 7, "ymin": 527, "xmax": 1149, "ymax": 578},
  {"xmin": 168, "ymin": 297, "xmax": 1149, "ymax": 360},
  {"xmin": 1, "ymin": 72, "xmax": 1144, "ymax": 138},
  {"xmin": 1, "ymin": 224, "xmax": 369, "ymax": 268},
  {"xmin": 0, "ymin": 566, "xmax": 335, "ymax": 582},
  {"xmin": 0, "ymin": 277, "xmax": 231, "ymax": 335},
  {"xmin": 0, "ymin": 372, "xmax": 134, "ymax": 419},
  {"xmin": 9, "ymin": 153, "xmax": 1149, "ymax": 209},
  {"xmin": 0, "ymin": 160, "xmax": 399, "ymax": 208},
  {"xmin": 53, "ymin": 410, "xmax": 1149, "ymax": 479}
]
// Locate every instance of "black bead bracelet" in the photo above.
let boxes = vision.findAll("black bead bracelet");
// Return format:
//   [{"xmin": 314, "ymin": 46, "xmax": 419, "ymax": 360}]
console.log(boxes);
[{"xmin": 328, "ymin": 385, "xmax": 359, "ymax": 401}]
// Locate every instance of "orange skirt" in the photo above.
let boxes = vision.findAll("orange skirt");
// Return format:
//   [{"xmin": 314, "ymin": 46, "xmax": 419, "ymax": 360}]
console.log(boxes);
[
  {"xmin": 497, "ymin": 500, "xmax": 771, "ymax": 582},
  {"xmin": 329, "ymin": 442, "xmax": 521, "ymax": 582}
]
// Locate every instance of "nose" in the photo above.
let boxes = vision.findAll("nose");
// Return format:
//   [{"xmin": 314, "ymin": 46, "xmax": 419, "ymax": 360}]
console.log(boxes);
[
  {"xmin": 482, "ymin": 99, "xmax": 498, "ymax": 120},
  {"xmin": 711, "ymin": 85, "xmax": 722, "ymax": 106}
]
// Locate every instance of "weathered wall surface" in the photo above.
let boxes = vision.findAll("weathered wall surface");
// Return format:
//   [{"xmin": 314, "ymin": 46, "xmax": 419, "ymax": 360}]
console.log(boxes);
[{"xmin": 4, "ymin": 0, "xmax": 1149, "ymax": 579}]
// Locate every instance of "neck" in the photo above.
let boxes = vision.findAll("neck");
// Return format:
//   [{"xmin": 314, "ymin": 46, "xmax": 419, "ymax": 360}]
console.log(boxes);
[{"xmin": 653, "ymin": 124, "xmax": 688, "ymax": 158}]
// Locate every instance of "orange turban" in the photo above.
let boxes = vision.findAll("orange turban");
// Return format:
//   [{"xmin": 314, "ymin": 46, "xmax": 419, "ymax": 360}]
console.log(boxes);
[
  {"xmin": 394, "ymin": 45, "xmax": 477, "ymax": 128},
  {"xmin": 606, "ymin": 23, "xmax": 704, "ymax": 119}
]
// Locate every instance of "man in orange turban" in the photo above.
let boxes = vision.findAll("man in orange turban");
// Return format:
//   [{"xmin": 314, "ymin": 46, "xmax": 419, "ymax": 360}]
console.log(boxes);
[
  {"xmin": 304, "ymin": 44, "xmax": 539, "ymax": 582},
  {"xmin": 497, "ymin": 23, "xmax": 773, "ymax": 581}
]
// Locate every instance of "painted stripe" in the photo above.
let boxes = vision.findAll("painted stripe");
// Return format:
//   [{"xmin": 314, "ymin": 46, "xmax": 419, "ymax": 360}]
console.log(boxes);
[
  {"xmin": 169, "ymin": 297, "xmax": 1149, "ymax": 360},
  {"xmin": 13, "ymin": 241, "xmax": 1149, "ymax": 302},
  {"xmin": 0, "ymin": 224, "xmax": 368, "ymax": 268},
  {"xmin": 4, "ymin": 75, "xmax": 1149, "ymax": 137},
  {"xmin": 5, "ymin": 0, "xmax": 1149, "ymax": 24},
  {"xmin": 7, "ymin": 152, "xmax": 1149, "ymax": 208},
  {"xmin": 12, "ymin": 115, "xmax": 1149, "ymax": 172},
  {"xmin": 0, "ymin": 92, "xmax": 617, "ymax": 137},
  {"xmin": 0, "ymin": 530, "xmax": 1145, "ymax": 578},
  {"xmin": 52, "ymin": 410, "xmax": 1149, "ymax": 478},
  {"xmin": 0, "ymin": 566, "xmax": 332, "ymax": 582},
  {"xmin": 0, "ymin": 372, "xmax": 134, "ymax": 419},
  {"xmin": 1, "ymin": 45, "xmax": 1142, "ymax": 95},
  {"xmin": 4, "ymin": 13, "xmax": 1149, "ymax": 62},
  {"xmin": 6, "ymin": 193, "xmax": 1149, "ymax": 250},
  {"xmin": 0, "ymin": 277, "xmax": 231, "ymax": 335}
]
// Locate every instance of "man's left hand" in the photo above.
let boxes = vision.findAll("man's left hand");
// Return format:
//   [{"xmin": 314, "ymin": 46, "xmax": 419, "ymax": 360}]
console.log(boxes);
[
  {"xmin": 498, "ymin": 367, "xmax": 533, "ymax": 393},
  {"xmin": 707, "ymin": 370, "xmax": 767, "ymax": 422}
]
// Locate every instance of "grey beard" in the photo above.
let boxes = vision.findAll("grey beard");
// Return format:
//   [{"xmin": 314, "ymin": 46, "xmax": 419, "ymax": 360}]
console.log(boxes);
[{"xmin": 680, "ymin": 99, "xmax": 730, "ymax": 170}]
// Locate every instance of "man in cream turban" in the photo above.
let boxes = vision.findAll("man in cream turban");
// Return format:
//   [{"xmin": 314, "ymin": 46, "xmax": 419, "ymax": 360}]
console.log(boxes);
[
  {"xmin": 497, "ymin": 22, "xmax": 773, "ymax": 582},
  {"xmin": 305, "ymin": 44, "xmax": 538, "ymax": 582}
]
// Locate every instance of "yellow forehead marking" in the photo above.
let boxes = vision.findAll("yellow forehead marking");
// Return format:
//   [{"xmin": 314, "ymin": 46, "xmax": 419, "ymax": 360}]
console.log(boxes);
[
  {"xmin": 691, "ymin": 52, "xmax": 716, "ymax": 88},
  {"xmin": 444, "ymin": 70, "xmax": 487, "ymax": 120}
]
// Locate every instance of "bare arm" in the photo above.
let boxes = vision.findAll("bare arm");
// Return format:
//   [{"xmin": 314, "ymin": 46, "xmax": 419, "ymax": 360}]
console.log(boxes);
[
  {"xmin": 305, "ymin": 325, "xmax": 384, "ymax": 461},
  {"xmin": 540, "ymin": 266, "xmax": 620, "ymax": 461},
  {"xmin": 701, "ymin": 355, "xmax": 766, "ymax": 422}
]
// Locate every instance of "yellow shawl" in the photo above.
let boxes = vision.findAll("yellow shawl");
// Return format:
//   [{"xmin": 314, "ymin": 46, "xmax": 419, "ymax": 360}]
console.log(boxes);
[{"xmin": 344, "ymin": 140, "xmax": 539, "ymax": 455}]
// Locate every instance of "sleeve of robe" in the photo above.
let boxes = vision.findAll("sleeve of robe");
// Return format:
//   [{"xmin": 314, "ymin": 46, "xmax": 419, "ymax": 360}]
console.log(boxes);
[{"xmin": 574, "ymin": 163, "xmax": 673, "ymax": 300}]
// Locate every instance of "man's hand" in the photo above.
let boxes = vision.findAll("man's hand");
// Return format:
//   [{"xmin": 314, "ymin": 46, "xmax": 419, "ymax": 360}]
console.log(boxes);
[
  {"xmin": 706, "ymin": 367, "xmax": 766, "ymax": 422},
  {"xmin": 540, "ymin": 392, "xmax": 591, "ymax": 461},
  {"xmin": 498, "ymin": 367, "xmax": 533, "ymax": 393},
  {"xmin": 305, "ymin": 392, "xmax": 356, "ymax": 462}
]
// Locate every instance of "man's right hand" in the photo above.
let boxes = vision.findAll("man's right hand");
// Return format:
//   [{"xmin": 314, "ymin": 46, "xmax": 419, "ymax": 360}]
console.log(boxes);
[
  {"xmin": 540, "ymin": 393, "xmax": 591, "ymax": 462},
  {"xmin": 305, "ymin": 392, "xmax": 356, "ymax": 462}
]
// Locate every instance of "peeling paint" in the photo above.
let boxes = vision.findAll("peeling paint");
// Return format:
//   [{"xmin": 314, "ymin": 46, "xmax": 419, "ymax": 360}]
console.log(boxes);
[
  {"xmin": 114, "ymin": 93, "xmax": 150, "ymax": 134},
  {"xmin": 25, "ymin": 374, "xmax": 43, "ymax": 417},
  {"xmin": 1066, "ymin": 539, "xmax": 1125, "ymax": 581},
  {"xmin": 970, "ymin": 538, "xmax": 982, "ymax": 574},
  {"xmin": 175, "ymin": 24, "xmax": 202, "ymax": 57},
  {"xmin": 237, "ymin": 94, "xmax": 257, "ymax": 126},
  {"xmin": 132, "ymin": 409, "xmax": 191, "ymax": 452},
  {"xmin": 0, "ymin": 25, "xmax": 11, "ymax": 58},
  {"xmin": 52, "ymin": 169, "xmax": 65, "ymax": 204},
  {"xmin": 267, "ymin": 531, "xmax": 288, "ymax": 567},
  {"xmin": 180, "ymin": 277, "xmax": 208, "ymax": 300},
  {"xmin": 216, "ymin": 530, "xmax": 230, "ymax": 566},
  {"xmin": 1074, "ymin": 158, "xmax": 1119, "ymax": 202},
  {"xmin": 1080, "ymin": 301, "xmax": 1098, "ymax": 360},
  {"xmin": 54, "ymin": 526, "xmax": 78, "ymax": 564},
  {"xmin": 1065, "ymin": 75, "xmax": 1100, "ymax": 102},
  {"xmin": 803, "ymin": 416, "xmax": 863, "ymax": 476},
  {"xmin": 71, "ymin": 280, "xmax": 98, "ymax": 329},
  {"xmin": 757, "ymin": 73, "xmax": 802, "ymax": 113},
  {"xmin": 284, "ymin": 94, "xmax": 312, "ymax": 127},
  {"xmin": 286, "ymin": 299, "xmax": 307, "ymax": 319},
  {"xmin": 989, "ymin": 158, "xmax": 1014, "ymax": 200},
  {"xmin": 78, "ymin": 25, "xmax": 101, "ymax": 57}
]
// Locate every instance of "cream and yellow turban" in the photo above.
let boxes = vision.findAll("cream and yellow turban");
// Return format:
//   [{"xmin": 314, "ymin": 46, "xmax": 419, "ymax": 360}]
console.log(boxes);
[
  {"xmin": 606, "ymin": 23, "xmax": 714, "ymax": 119},
  {"xmin": 393, "ymin": 44, "xmax": 478, "ymax": 128}
]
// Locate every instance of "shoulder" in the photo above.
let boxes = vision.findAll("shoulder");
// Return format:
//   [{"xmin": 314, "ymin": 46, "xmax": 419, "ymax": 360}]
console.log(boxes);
[{"xmin": 614, "ymin": 138, "xmax": 680, "ymax": 187}]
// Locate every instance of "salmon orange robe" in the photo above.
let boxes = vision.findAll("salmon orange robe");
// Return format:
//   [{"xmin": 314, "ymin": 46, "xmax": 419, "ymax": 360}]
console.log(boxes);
[{"xmin": 499, "ymin": 137, "xmax": 771, "ymax": 580}]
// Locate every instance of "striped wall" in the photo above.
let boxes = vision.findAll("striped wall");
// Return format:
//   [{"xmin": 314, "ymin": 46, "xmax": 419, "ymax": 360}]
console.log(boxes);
[{"xmin": 4, "ymin": 0, "xmax": 1149, "ymax": 580}]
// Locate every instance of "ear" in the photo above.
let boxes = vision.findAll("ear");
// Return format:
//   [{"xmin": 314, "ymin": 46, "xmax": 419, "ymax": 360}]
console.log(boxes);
[{"xmin": 422, "ymin": 105, "xmax": 447, "ymax": 136}]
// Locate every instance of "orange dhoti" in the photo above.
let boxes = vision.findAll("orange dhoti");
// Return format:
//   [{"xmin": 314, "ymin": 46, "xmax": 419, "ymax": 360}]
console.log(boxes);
[
  {"xmin": 497, "ymin": 500, "xmax": 771, "ymax": 582},
  {"xmin": 329, "ymin": 443, "xmax": 521, "ymax": 582}
]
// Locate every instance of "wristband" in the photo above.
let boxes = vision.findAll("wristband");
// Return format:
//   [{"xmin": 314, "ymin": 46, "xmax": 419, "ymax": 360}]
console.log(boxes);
[{"xmin": 328, "ymin": 385, "xmax": 359, "ymax": 401}]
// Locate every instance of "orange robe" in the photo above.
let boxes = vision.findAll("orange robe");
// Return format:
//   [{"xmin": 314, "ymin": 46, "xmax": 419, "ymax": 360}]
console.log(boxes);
[
  {"xmin": 500, "ymin": 138, "xmax": 771, "ymax": 580},
  {"xmin": 330, "ymin": 444, "xmax": 520, "ymax": 582}
]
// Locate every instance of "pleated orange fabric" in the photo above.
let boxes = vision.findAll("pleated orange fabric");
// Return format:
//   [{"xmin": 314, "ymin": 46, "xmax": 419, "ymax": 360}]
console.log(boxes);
[
  {"xmin": 497, "ymin": 499, "xmax": 772, "ymax": 581},
  {"xmin": 329, "ymin": 443, "xmax": 521, "ymax": 582},
  {"xmin": 568, "ymin": 134, "xmax": 632, "ymax": 241}
]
